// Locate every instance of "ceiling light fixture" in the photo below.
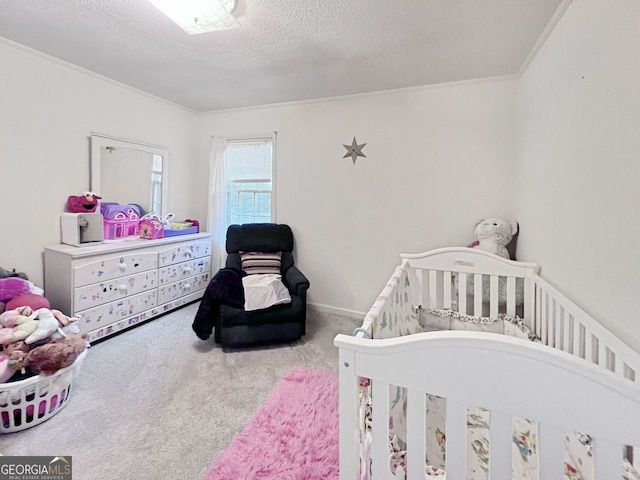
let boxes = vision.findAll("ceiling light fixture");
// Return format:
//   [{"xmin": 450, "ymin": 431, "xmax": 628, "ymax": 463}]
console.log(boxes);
[{"xmin": 149, "ymin": 0, "xmax": 239, "ymax": 35}]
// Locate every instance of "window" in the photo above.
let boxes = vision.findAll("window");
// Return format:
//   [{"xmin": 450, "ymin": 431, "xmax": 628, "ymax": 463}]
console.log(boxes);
[{"xmin": 225, "ymin": 137, "xmax": 274, "ymax": 225}]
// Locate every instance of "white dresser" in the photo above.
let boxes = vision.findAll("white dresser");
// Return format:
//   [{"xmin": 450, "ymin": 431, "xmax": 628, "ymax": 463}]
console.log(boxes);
[{"xmin": 44, "ymin": 233, "xmax": 212, "ymax": 343}]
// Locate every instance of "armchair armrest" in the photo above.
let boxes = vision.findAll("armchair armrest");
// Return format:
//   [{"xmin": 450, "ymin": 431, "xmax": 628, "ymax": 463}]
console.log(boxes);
[{"xmin": 284, "ymin": 265, "xmax": 310, "ymax": 299}]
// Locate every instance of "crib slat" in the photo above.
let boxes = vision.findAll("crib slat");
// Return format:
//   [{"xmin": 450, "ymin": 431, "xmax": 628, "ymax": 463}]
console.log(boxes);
[
  {"xmin": 554, "ymin": 302, "xmax": 562, "ymax": 349},
  {"xmin": 535, "ymin": 284, "xmax": 542, "ymax": 338},
  {"xmin": 445, "ymin": 400, "xmax": 467, "ymax": 479},
  {"xmin": 586, "ymin": 330, "xmax": 594, "ymax": 363},
  {"xmin": 572, "ymin": 317, "xmax": 581, "ymax": 357},
  {"xmin": 506, "ymin": 276, "xmax": 516, "ymax": 316},
  {"xmin": 524, "ymin": 277, "xmax": 534, "ymax": 330},
  {"xmin": 613, "ymin": 353, "xmax": 622, "ymax": 376},
  {"xmin": 415, "ymin": 268, "xmax": 424, "ymax": 308},
  {"xmin": 547, "ymin": 296, "xmax": 556, "ymax": 347},
  {"xmin": 489, "ymin": 411, "xmax": 512, "ymax": 480},
  {"xmin": 429, "ymin": 270, "xmax": 438, "ymax": 309},
  {"xmin": 489, "ymin": 275, "xmax": 499, "ymax": 317},
  {"xmin": 443, "ymin": 271, "xmax": 452, "ymax": 309},
  {"xmin": 474, "ymin": 273, "xmax": 483, "ymax": 316},
  {"xmin": 593, "ymin": 437, "xmax": 622, "ymax": 478},
  {"xmin": 598, "ymin": 338, "xmax": 606, "ymax": 368},
  {"xmin": 458, "ymin": 273, "xmax": 467, "ymax": 314},
  {"xmin": 562, "ymin": 308, "xmax": 571, "ymax": 353},
  {"xmin": 539, "ymin": 424, "xmax": 565, "ymax": 479},
  {"xmin": 406, "ymin": 390, "xmax": 426, "ymax": 479},
  {"xmin": 371, "ymin": 380, "xmax": 390, "ymax": 480},
  {"xmin": 541, "ymin": 292, "xmax": 549, "ymax": 345}
]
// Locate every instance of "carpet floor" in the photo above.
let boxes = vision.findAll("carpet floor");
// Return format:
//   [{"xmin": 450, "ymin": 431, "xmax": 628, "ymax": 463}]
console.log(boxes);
[{"xmin": 0, "ymin": 303, "xmax": 359, "ymax": 480}]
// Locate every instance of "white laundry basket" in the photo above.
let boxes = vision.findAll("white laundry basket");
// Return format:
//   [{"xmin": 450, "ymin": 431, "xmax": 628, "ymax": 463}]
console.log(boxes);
[{"xmin": 0, "ymin": 349, "xmax": 87, "ymax": 433}]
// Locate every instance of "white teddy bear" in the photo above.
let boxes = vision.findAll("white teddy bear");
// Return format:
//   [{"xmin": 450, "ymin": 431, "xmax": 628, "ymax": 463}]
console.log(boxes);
[
  {"xmin": 468, "ymin": 218, "xmax": 518, "ymax": 260},
  {"xmin": 455, "ymin": 217, "xmax": 522, "ymax": 310}
]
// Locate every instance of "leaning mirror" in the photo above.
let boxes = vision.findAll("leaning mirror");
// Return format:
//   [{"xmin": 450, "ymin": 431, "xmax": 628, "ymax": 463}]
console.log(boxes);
[{"xmin": 90, "ymin": 133, "xmax": 169, "ymax": 217}]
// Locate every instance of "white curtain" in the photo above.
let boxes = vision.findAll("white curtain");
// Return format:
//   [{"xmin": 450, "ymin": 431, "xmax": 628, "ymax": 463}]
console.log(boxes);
[{"xmin": 207, "ymin": 136, "xmax": 228, "ymax": 270}]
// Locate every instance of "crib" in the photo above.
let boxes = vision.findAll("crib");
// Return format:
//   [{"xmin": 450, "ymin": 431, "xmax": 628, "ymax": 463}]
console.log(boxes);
[{"xmin": 334, "ymin": 247, "xmax": 640, "ymax": 480}]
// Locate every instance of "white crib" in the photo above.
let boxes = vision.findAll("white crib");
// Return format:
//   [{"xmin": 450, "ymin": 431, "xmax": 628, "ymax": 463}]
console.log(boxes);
[{"xmin": 334, "ymin": 247, "xmax": 640, "ymax": 480}]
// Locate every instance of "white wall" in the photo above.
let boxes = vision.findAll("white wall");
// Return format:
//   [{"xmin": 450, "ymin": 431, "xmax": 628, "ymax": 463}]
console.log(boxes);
[
  {"xmin": 516, "ymin": 0, "xmax": 640, "ymax": 351},
  {"xmin": 200, "ymin": 80, "xmax": 518, "ymax": 314},
  {"xmin": 9, "ymin": 0, "xmax": 637, "ymax": 357},
  {"xmin": 0, "ymin": 41, "xmax": 205, "ymax": 289}
]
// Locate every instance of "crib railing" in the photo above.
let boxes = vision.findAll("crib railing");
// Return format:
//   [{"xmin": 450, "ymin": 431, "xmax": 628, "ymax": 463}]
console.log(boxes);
[
  {"xmin": 335, "ymin": 331, "xmax": 640, "ymax": 480},
  {"xmin": 341, "ymin": 248, "xmax": 640, "ymax": 479},
  {"xmin": 398, "ymin": 248, "xmax": 640, "ymax": 383},
  {"xmin": 531, "ymin": 273, "xmax": 639, "ymax": 382}
]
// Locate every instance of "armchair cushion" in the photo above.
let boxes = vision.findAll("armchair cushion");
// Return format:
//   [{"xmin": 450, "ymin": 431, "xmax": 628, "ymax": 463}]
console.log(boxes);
[{"xmin": 240, "ymin": 251, "xmax": 282, "ymax": 275}]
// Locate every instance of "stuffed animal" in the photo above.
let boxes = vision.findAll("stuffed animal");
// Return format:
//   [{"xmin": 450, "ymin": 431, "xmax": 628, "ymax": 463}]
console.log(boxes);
[
  {"xmin": 24, "ymin": 309, "xmax": 65, "ymax": 345},
  {"xmin": 0, "ymin": 278, "xmax": 31, "ymax": 303},
  {"xmin": 454, "ymin": 218, "xmax": 523, "ymax": 309},
  {"xmin": 467, "ymin": 218, "xmax": 518, "ymax": 260},
  {"xmin": 48, "ymin": 310, "xmax": 80, "ymax": 340},
  {"xmin": 3, "ymin": 340, "xmax": 30, "ymax": 379},
  {"xmin": 6, "ymin": 293, "xmax": 50, "ymax": 311},
  {"xmin": 0, "ymin": 352, "xmax": 13, "ymax": 382},
  {"xmin": 0, "ymin": 278, "xmax": 44, "ymax": 303},
  {"xmin": 26, "ymin": 333, "xmax": 87, "ymax": 376},
  {"xmin": 66, "ymin": 192, "xmax": 102, "ymax": 213},
  {"xmin": 0, "ymin": 267, "xmax": 28, "ymax": 280},
  {"xmin": 0, "ymin": 308, "xmax": 39, "ymax": 344}
]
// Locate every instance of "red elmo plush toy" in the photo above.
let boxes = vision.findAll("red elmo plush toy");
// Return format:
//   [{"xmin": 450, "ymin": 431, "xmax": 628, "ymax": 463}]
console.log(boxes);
[{"xmin": 67, "ymin": 192, "xmax": 101, "ymax": 213}]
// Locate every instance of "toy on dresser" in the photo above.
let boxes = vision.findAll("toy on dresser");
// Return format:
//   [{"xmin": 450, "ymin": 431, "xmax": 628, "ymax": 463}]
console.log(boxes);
[{"xmin": 101, "ymin": 202, "xmax": 142, "ymax": 241}]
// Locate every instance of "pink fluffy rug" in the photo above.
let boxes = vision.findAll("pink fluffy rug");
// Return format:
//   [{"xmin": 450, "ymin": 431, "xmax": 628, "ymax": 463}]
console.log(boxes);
[{"xmin": 202, "ymin": 367, "xmax": 339, "ymax": 480}]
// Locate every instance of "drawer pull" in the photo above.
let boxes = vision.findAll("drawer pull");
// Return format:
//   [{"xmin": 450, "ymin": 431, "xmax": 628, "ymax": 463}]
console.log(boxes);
[
  {"xmin": 119, "ymin": 263, "xmax": 127, "ymax": 272},
  {"xmin": 118, "ymin": 285, "xmax": 128, "ymax": 294},
  {"xmin": 183, "ymin": 283, "xmax": 192, "ymax": 290},
  {"xmin": 182, "ymin": 267, "xmax": 192, "ymax": 275}
]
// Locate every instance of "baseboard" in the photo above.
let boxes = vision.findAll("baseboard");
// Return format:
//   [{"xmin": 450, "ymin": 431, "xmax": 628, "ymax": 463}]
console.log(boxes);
[{"xmin": 308, "ymin": 302, "xmax": 365, "ymax": 321}]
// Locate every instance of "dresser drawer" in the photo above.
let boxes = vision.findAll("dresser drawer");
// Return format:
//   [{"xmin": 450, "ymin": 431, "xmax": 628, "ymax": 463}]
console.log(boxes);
[
  {"xmin": 158, "ymin": 258, "xmax": 211, "ymax": 285},
  {"xmin": 157, "ymin": 273, "xmax": 211, "ymax": 304},
  {"xmin": 74, "ymin": 270, "xmax": 158, "ymax": 311},
  {"xmin": 158, "ymin": 241, "xmax": 211, "ymax": 267},
  {"xmin": 73, "ymin": 252, "xmax": 157, "ymax": 287},
  {"xmin": 76, "ymin": 290, "xmax": 158, "ymax": 334}
]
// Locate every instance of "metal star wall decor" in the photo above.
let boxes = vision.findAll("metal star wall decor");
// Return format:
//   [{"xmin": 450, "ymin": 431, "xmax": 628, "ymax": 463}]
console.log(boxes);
[{"xmin": 343, "ymin": 137, "xmax": 367, "ymax": 164}]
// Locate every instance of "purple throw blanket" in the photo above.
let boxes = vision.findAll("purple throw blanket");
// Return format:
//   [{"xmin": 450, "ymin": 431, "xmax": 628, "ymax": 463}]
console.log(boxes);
[{"xmin": 192, "ymin": 268, "xmax": 245, "ymax": 340}]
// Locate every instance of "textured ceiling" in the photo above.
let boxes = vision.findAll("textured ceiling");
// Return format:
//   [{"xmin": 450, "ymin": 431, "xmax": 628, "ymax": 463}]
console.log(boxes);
[{"xmin": 0, "ymin": 0, "xmax": 564, "ymax": 112}]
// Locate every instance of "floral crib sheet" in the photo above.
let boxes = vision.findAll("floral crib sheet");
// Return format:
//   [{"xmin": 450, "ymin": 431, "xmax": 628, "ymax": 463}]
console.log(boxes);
[{"xmin": 357, "ymin": 262, "xmax": 640, "ymax": 480}]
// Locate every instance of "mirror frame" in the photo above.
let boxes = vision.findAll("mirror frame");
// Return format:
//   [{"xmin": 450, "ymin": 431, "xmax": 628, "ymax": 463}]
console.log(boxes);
[{"xmin": 90, "ymin": 133, "xmax": 169, "ymax": 217}]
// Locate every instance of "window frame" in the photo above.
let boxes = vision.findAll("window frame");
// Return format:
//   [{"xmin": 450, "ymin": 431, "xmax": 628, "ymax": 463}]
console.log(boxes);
[{"xmin": 224, "ymin": 132, "xmax": 276, "ymax": 225}]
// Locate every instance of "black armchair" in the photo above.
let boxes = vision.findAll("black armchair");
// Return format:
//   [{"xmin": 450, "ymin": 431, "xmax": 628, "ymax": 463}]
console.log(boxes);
[{"xmin": 215, "ymin": 223, "xmax": 310, "ymax": 347}]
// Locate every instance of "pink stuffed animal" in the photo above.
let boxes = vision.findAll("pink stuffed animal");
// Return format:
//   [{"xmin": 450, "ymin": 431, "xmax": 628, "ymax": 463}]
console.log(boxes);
[{"xmin": 0, "ymin": 278, "xmax": 31, "ymax": 303}]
